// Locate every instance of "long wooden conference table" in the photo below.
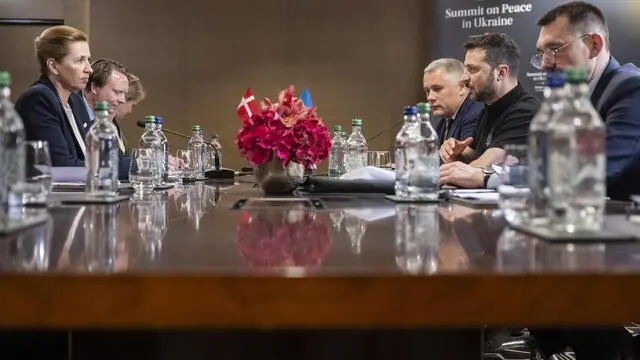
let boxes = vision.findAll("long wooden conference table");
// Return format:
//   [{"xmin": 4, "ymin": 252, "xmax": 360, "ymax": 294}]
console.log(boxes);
[{"xmin": 0, "ymin": 178, "xmax": 639, "ymax": 359}]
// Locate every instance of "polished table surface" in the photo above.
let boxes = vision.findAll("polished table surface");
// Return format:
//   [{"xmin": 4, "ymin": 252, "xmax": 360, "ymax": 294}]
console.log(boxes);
[{"xmin": 1, "ymin": 179, "xmax": 640, "ymax": 328}]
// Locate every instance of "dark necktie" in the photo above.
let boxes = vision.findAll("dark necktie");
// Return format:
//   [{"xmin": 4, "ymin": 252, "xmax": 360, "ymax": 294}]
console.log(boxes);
[{"xmin": 443, "ymin": 119, "xmax": 451, "ymax": 140}]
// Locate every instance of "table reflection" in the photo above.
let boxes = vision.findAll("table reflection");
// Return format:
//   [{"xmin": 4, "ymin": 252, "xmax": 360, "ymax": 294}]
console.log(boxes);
[
  {"xmin": 394, "ymin": 204, "xmax": 439, "ymax": 275},
  {"xmin": 170, "ymin": 182, "xmax": 225, "ymax": 229},
  {"xmin": 0, "ymin": 212, "xmax": 52, "ymax": 271},
  {"xmin": 130, "ymin": 193, "xmax": 168, "ymax": 260},
  {"xmin": 343, "ymin": 212, "xmax": 366, "ymax": 255},
  {"xmin": 2, "ymin": 182, "xmax": 640, "ymax": 277},
  {"xmin": 83, "ymin": 205, "xmax": 119, "ymax": 272},
  {"xmin": 496, "ymin": 226, "xmax": 640, "ymax": 272},
  {"xmin": 235, "ymin": 210, "xmax": 333, "ymax": 271},
  {"xmin": 52, "ymin": 204, "xmax": 142, "ymax": 272}
]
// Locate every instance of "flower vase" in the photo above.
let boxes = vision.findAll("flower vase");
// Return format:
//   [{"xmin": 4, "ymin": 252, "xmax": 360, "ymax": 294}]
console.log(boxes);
[{"xmin": 254, "ymin": 153, "xmax": 305, "ymax": 195}]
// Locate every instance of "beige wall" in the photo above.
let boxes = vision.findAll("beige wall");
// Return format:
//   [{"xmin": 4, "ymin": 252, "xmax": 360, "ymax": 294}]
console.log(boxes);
[
  {"xmin": 90, "ymin": 0, "xmax": 433, "ymax": 170},
  {"xmin": 0, "ymin": 0, "xmax": 90, "ymax": 98},
  {"xmin": 1, "ymin": 0, "xmax": 433, "ymax": 170}
]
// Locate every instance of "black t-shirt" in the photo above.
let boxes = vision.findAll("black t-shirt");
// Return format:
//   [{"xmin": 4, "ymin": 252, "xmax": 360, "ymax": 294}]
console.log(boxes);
[{"xmin": 470, "ymin": 83, "xmax": 541, "ymax": 155}]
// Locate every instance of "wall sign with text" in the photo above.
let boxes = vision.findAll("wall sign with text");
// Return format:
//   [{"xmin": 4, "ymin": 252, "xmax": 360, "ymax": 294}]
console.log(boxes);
[{"xmin": 433, "ymin": 0, "xmax": 640, "ymax": 96}]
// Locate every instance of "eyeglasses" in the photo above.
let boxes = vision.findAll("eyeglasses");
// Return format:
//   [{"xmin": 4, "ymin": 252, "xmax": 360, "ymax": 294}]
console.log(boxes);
[{"xmin": 530, "ymin": 34, "xmax": 590, "ymax": 70}]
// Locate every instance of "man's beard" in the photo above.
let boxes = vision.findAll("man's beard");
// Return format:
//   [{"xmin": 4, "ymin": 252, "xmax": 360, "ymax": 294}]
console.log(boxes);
[{"xmin": 472, "ymin": 73, "xmax": 497, "ymax": 104}]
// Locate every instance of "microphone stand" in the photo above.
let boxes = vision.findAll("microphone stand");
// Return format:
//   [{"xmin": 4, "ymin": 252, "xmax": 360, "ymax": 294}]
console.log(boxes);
[
  {"xmin": 162, "ymin": 128, "xmax": 191, "ymax": 139},
  {"xmin": 366, "ymin": 120, "xmax": 405, "ymax": 142}
]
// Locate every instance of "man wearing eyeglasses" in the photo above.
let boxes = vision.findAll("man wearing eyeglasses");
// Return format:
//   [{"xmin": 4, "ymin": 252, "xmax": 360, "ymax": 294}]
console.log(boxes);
[
  {"xmin": 534, "ymin": 0, "xmax": 640, "ymax": 202},
  {"xmin": 528, "ymin": 3, "xmax": 639, "ymax": 359}
]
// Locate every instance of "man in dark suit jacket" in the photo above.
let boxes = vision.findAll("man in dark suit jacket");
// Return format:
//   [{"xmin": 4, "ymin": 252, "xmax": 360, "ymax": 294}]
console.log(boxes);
[
  {"xmin": 535, "ymin": 1, "xmax": 640, "ymax": 202},
  {"xmin": 529, "ymin": 2, "xmax": 640, "ymax": 359},
  {"xmin": 593, "ymin": 57, "xmax": 640, "ymax": 201},
  {"xmin": 81, "ymin": 58, "xmax": 131, "ymax": 170},
  {"xmin": 423, "ymin": 58, "xmax": 484, "ymax": 148}
]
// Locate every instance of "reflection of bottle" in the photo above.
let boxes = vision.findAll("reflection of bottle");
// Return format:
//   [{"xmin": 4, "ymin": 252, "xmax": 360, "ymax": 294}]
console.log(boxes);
[
  {"xmin": 540, "ymin": 243, "xmax": 605, "ymax": 272},
  {"xmin": 12, "ymin": 214, "xmax": 52, "ymax": 271},
  {"xmin": 496, "ymin": 228, "xmax": 537, "ymax": 272},
  {"xmin": 344, "ymin": 212, "xmax": 366, "ymax": 255},
  {"xmin": 83, "ymin": 205, "xmax": 118, "ymax": 272},
  {"xmin": 394, "ymin": 204, "xmax": 439, "ymax": 274},
  {"xmin": 187, "ymin": 182, "xmax": 205, "ymax": 229},
  {"xmin": 130, "ymin": 193, "xmax": 167, "ymax": 259},
  {"xmin": 329, "ymin": 210, "xmax": 344, "ymax": 232},
  {"xmin": 203, "ymin": 184, "xmax": 222, "ymax": 208}
]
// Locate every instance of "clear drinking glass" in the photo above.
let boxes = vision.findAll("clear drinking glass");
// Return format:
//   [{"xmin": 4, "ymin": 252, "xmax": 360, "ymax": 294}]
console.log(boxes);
[
  {"xmin": 497, "ymin": 144, "xmax": 530, "ymax": 225},
  {"xmin": 129, "ymin": 148, "xmax": 157, "ymax": 194},
  {"xmin": 367, "ymin": 150, "xmax": 391, "ymax": 168},
  {"xmin": 12, "ymin": 141, "xmax": 53, "ymax": 205},
  {"xmin": 166, "ymin": 151, "xmax": 186, "ymax": 184},
  {"xmin": 175, "ymin": 149, "xmax": 194, "ymax": 180}
]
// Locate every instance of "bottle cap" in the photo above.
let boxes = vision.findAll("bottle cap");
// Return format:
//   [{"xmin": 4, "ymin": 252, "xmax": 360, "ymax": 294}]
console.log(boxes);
[
  {"xmin": 351, "ymin": 118, "xmax": 362, "ymax": 126},
  {"xmin": 144, "ymin": 115, "xmax": 155, "ymax": 123},
  {"xmin": 155, "ymin": 116, "xmax": 164, "ymax": 124},
  {"xmin": 332, "ymin": 125, "xmax": 342, "ymax": 132},
  {"xmin": 192, "ymin": 125, "xmax": 201, "ymax": 131},
  {"xmin": 403, "ymin": 106, "xmax": 417, "ymax": 116},
  {"xmin": 94, "ymin": 101, "xmax": 109, "ymax": 111},
  {"xmin": 0, "ymin": 71, "xmax": 11, "ymax": 87},
  {"xmin": 546, "ymin": 71, "xmax": 566, "ymax": 88},
  {"xmin": 416, "ymin": 102, "xmax": 430, "ymax": 114},
  {"xmin": 341, "ymin": 131, "xmax": 348, "ymax": 137},
  {"xmin": 565, "ymin": 67, "xmax": 588, "ymax": 84}
]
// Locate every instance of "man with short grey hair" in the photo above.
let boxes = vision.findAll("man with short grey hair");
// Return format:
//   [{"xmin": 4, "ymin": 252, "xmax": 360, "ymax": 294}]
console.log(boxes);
[{"xmin": 423, "ymin": 58, "xmax": 483, "ymax": 147}]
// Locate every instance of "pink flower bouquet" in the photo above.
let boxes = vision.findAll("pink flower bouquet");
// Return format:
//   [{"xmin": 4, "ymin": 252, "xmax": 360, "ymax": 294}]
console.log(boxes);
[{"xmin": 236, "ymin": 85, "xmax": 331, "ymax": 169}]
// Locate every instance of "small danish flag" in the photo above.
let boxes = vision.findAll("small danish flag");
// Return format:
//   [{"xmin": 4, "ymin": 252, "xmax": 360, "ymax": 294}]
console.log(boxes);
[{"xmin": 237, "ymin": 88, "xmax": 260, "ymax": 123}]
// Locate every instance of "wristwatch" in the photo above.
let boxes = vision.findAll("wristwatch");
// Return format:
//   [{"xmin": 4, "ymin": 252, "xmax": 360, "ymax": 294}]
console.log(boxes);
[{"xmin": 482, "ymin": 167, "xmax": 495, "ymax": 188}]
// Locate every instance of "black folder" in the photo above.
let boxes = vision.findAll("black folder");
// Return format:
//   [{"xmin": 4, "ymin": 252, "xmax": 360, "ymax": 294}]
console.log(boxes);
[{"xmin": 298, "ymin": 177, "xmax": 395, "ymax": 195}]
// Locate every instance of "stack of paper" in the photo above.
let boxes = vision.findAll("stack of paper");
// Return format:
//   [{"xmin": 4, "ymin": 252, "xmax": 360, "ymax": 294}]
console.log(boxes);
[{"xmin": 340, "ymin": 166, "xmax": 395, "ymax": 181}]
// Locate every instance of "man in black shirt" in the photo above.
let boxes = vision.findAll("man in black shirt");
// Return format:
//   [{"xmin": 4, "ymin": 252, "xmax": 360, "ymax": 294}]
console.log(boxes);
[{"xmin": 439, "ymin": 33, "xmax": 540, "ymax": 188}]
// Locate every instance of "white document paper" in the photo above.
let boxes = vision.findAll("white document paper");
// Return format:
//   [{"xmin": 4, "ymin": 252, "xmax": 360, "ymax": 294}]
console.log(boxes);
[
  {"xmin": 51, "ymin": 167, "xmax": 86, "ymax": 183},
  {"xmin": 339, "ymin": 166, "xmax": 395, "ymax": 181}
]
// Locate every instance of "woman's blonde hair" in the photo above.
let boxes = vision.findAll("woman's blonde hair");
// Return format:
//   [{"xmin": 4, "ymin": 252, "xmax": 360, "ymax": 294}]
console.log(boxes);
[
  {"xmin": 34, "ymin": 25, "xmax": 88, "ymax": 76},
  {"xmin": 126, "ymin": 74, "xmax": 146, "ymax": 103}
]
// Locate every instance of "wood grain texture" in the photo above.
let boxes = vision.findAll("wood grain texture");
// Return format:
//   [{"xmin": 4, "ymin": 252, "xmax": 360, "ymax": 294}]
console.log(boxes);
[{"xmin": 0, "ymin": 274, "xmax": 639, "ymax": 328}]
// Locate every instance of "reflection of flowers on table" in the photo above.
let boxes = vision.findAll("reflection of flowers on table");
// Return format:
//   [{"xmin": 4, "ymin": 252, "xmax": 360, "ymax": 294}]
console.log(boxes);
[{"xmin": 236, "ymin": 211, "xmax": 332, "ymax": 269}]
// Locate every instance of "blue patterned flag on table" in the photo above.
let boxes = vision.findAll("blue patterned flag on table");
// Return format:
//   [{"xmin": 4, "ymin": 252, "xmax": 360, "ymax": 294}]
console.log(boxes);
[{"xmin": 300, "ymin": 88, "xmax": 313, "ymax": 107}]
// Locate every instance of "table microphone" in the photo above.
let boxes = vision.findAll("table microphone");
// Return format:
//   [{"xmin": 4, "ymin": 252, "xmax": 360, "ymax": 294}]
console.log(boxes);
[{"xmin": 135, "ymin": 121, "xmax": 235, "ymax": 181}]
